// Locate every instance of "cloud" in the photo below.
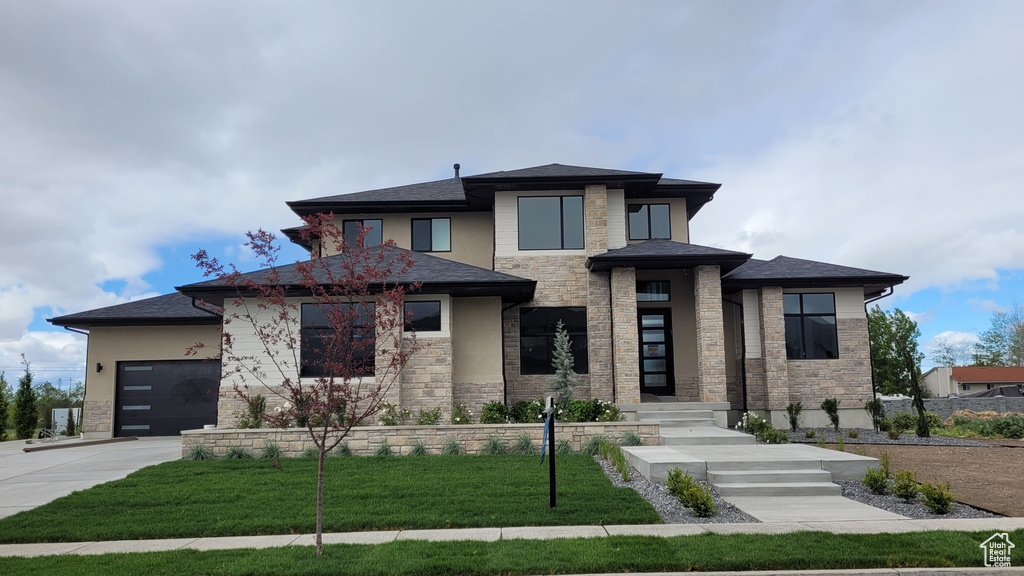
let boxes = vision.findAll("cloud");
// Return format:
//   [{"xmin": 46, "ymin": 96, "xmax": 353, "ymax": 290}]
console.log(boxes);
[
  {"xmin": 904, "ymin": 310, "xmax": 936, "ymax": 325},
  {"xmin": 0, "ymin": 331, "xmax": 87, "ymax": 385},
  {"xmin": 966, "ymin": 299, "xmax": 1008, "ymax": 314}
]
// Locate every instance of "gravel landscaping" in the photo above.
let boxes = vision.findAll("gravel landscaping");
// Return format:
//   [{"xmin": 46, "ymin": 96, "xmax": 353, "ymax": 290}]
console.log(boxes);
[
  {"xmin": 836, "ymin": 480, "xmax": 1000, "ymax": 519},
  {"xmin": 785, "ymin": 427, "xmax": 990, "ymax": 447}
]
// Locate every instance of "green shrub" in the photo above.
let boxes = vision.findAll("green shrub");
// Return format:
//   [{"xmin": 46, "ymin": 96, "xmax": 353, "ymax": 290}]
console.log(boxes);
[
  {"xmin": 555, "ymin": 438, "xmax": 573, "ymax": 454},
  {"xmin": 441, "ymin": 437, "xmax": 462, "ymax": 455},
  {"xmin": 185, "ymin": 443, "xmax": 215, "ymax": 461},
  {"xmin": 863, "ymin": 468, "xmax": 889, "ymax": 495},
  {"xmin": 816, "ymin": 435, "xmax": 826, "ymax": 448},
  {"xmin": 511, "ymin": 432, "xmax": 535, "ymax": 455},
  {"xmin": 821, "ymin": 398, "xmax": 840, "ymax": 432},
  {"xmin": 682, "ymin": 484, "xmax": 718, "ymax": 517},
  {"xmin": 510, "ymin": 399, "xmax": 546, "ymax": 424},
  {"xmin": 878, "ymin": 416, "xmax": 892, "ymax": 432},
  {"xmin": 665, "ymin": 467, "xmax": 696, "ymax": 499},
  {"xmin": 879, "ymin": 451, "xmax": 891, "ymax": 478},
  {"xmin": 739, "ymin": 412, "xmax": 772, "ymax": 437},
  {"xmin": 224, "ymin": 446, "xmax": 254, "ymax": 459},
  {"xmin": 920, "ymin": 479, "xmax": 955, "ymax": 514},
  {"xmin": 758, "ymin": 426, "xmax": 789, "ymax": 444},
  {"xmin": 415, "ymin": 408, "xmax": 442, "ymax": 426},
  {"xmin": 583, "ymin": 435, "xmax": 606, "ymax": 456},
  {"xmin": 258, "ymin": 441, "xmax": 283, "ymax": 459},
  {"xmin": 891, "ymin": 412, "xmax": 917, "ymax": 433},
  {"xmin": 332, "ymin": 442, "xmax": 353, "ymax": 457},
  {"xmin": 373, "ymin": 440, "xmax": 393, "ymax": 457},
  {"xmin": 479, "ymin": 401, "xmax": 510, "ymax": 424},
  {"xmin": 611, "ymin": 448, "xmax": 630, "ymax": 481},
  {"xmin": 864, "ymin": 398, "xmax": 885, "ymax": 432},
  {"xmin": 892, "ymin": 469, "xmax": 919, "ymax": 501},
  {"xmin": 924, "ymin": 411, "xmax": 943, "ymax": 430},
  {"xmin": 378, "ymin": 402, "xmax": 410, "ymax": 426},
  {"xmin": 837, "ymin": 434, "xmax": 845, "ymax": 452},
  {"xmin": 888, "ymin": 428, "xmax": 902, "ymax": 440},
  {"xmin": 451, "ymin": 403, "xmax": 474, "ymax": 425},
  {"xmin": 785, "ymin": 402, "xmax": 803, "ymax": 432},
  {"xmin": 237, "ymin": 394, "xmax": 266, "ymax": 429},
  {"xmin": 300, "ymin": 446, "xmax": 319, "ymax": 459},
  {"xmin": 621, "ymin": 430, "xmax": 643, "ymax": 446},
  {"xmin": 596, "ymin": 401, "xmax": 624, "ymax": 422},
  {"xmin": 804, "ymin": 429, "xmax": 816, "ymax": 438},
  {"xmin": 846, "ymin": 429, "xmax": 859, "ymax": 439},
  {"xmin": 408, "ymin": 440, "xmax": 427, "ymax": 456},
  {"xmin": 481, "ymin": 435, "xmax": 507, "ymax": 455}
]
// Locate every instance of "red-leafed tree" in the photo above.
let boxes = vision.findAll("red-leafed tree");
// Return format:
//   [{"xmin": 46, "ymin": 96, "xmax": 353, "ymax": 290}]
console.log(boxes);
[{"xmin": 190, "ymin": 214, "xmax": 420, "ymax": 556}]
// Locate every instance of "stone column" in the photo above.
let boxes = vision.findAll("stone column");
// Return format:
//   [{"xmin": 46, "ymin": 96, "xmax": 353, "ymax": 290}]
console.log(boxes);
[
  {"xmin": 584, "ymin": 184, "xmax": 615, "ymax": 401},
  {"xmin": 759, "ymin": 287, "xmax": 790, "ymax": 410},
  {"xmin": 610, "ymin": 267, "xmax": 640, "ymax": 404},
  {"xmin": 375, "ymin": 295, "xmax": 404, "ymax": 409},
  {"xmin": 694, "ymin": 265, "xmax": 728, "ymax": 402}
]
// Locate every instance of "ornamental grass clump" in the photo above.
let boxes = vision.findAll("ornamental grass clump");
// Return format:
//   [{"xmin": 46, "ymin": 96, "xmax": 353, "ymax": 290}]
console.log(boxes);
[
  {"xmin": 481, "ymin": 435, "xmax": 507, "ymax": 455},
  {"xmin": 300, "ymin": 446, "xmax": 319, "ymax": 459},
  {"xmin": 373, "ymin": 440, "xmax": 393, "ymax": 457},
  {"xmin": 224, "ymin": 446, "xmax": 254, "ymax": 459},
  {"xmin": 185, "ymin": 443, "xmax": 215, "ymax": 461},
  {"xmin": 621, "ymin": 430, "xmax": 643, "ymax": 446},
  {"xmin": 441, "ymin": 437, "xmax": 462, "ymax": 455},
  {"xmin": 583, "ymin": 435, "xmax": 606, "ymax": 456},
  {"xmin": 332, "ymin": 442, "xmax": 353, "ymax": 457},
  {"xmin": 555, "ymin": 438, "xmax": 574, "ymax": 454},
  {"xmin": 258, "ymin": 441, "xmax": 284, "ymax": 460},
  {"xmin": 408, "ymin": 440, "xmax": 428, "ymax": 456},
  {"xmin": 511, "ymin": 432, "xmax": 534, "ymax": 455}
]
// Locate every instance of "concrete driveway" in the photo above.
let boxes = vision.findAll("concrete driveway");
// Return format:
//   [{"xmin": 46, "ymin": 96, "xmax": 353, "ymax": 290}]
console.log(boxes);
[{"xmin": 0, "ymin": 437, "xmax": 181, "ymax": 519}]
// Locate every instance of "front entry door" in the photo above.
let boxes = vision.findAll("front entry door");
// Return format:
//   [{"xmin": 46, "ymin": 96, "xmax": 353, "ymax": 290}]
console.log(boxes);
[{"xmin": 638, "ymin": 309, "xmax": 675, "ymax": 396}]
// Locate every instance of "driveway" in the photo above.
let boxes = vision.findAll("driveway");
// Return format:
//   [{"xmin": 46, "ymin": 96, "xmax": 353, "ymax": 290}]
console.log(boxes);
[{"xmin": 0, "ymin": 437, "xmax": 181, "ymax": 519}]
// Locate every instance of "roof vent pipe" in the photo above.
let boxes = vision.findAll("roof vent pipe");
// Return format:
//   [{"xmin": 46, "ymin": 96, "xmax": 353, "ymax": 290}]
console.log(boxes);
[{"xmin": 453, "ymin": 163, "xmax": 460, "ymax": 182}]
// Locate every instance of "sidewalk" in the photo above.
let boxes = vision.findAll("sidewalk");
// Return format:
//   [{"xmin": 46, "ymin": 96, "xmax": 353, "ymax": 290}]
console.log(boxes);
[{"xmin": 3, "ymin": 517, "xmax": 1024, "ymax": 558}]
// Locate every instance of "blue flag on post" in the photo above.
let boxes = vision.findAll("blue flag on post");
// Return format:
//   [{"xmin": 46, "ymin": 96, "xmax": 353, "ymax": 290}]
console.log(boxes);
[{"xmin": 539, "ymin": 413, "xmax": 550, "ymax": 464}]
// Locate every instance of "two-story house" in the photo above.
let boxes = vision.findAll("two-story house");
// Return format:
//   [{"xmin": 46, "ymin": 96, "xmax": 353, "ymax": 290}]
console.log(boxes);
[{"xmin": 50, "ymin": 163, "xmax": 907, "ymax": 437}]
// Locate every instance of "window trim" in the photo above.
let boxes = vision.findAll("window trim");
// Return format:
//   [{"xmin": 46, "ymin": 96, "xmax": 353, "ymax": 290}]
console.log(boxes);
[
  {"xmin": 404, "ymin": 300, "xmax": 442, "ymax": 333},
  {"xmin": 410, "ymin": 218, "xmax": 451, "ymax": 253},
  {"xmin": 342, "ymin": 219, "xmax": 383, "ymax": 248},
  {"xmin": 517, "ymin": 195, "xmax": 585, "ymax": 251},
  {"xmin": 627, "ymin": 203, "xmax": 671, "ymax": 241},
  {"xmin": 636, "ymin": 280, "xmax": 671, "ymax": 302},
  {"xmin": 783, "ymin": 293, "xmax": 839, "ymax": 360},
  {"xmin": 518, "ymin": 306, "xmax": 589, "ymax": 375}
]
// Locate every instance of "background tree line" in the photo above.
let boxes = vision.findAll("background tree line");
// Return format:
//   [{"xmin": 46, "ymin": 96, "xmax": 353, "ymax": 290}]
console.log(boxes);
[
  {"xmin": 0, "ymin": 356, "xmax": 84, "ymax": 441},
  {"xmin": 931, "ymin": 301, "xmax": 1024, "ymax": 367}
]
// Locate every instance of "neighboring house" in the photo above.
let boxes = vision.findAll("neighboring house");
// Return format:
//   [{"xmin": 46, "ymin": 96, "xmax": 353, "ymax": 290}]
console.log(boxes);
[
  {"xmin": 50, "ymin": 163, "xmax": 907, "ymax": 438},
  {"xmin": 921, "ymin": 365, "xmax": 1024, "ymax": 397}
]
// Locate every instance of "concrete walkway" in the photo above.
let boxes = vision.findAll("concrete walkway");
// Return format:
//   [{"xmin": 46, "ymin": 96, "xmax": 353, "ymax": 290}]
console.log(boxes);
[
  {"xmin": 0, "ymin": 436, "xmax": 181, "ymax": 519},
  {"xmin": 2, "ymin": 517, "xmax": 1024, "ymax": 557}
]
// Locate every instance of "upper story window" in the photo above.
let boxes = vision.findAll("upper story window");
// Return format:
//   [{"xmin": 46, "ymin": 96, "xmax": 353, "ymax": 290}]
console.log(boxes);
[
  {"xmin": 637, "ymin": 281, "xmax": 670, "ymax": 302},
  {"xmin": 519, "ymin": 306, "xmax": 589, "ymax": 375},
  {"xmin": 518, "ymin": 196, "xmax": 584, "ymax": 250},
  {"xmin": 301, "ymin": 303, "xmax": 375, "ymax": 378},
  {"xmin": 783, "ymin": 293, "xmax": 838, "ymax": 360},
  {"xmin": 404, "ymin": 300, "xmax": 441, "ymax": 332},
  {"xmin": 628, "ymin": 204, "xmax": 671, "ymax": 240},
  {"xmin": 343, "ymin": 219, "xmax": 382, "ymax": 248},
  {"xmin": 411, "ymin": 218, "xmax": 450, "ymax": 252}
]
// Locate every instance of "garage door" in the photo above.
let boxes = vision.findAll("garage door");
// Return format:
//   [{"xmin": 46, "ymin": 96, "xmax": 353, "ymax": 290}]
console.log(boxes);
[{"xmin": 114, "ymin": 360, "xmax": 221, "ymax": 437}]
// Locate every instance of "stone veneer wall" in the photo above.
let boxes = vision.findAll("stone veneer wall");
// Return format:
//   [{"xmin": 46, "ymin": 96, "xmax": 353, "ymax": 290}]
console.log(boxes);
[
  {"xmin": 786, "ymin": 318, "xmax": 873, "ymax": 405},
  {"xmin": 453, "ymin": 381, "xmax": 503, "ymax": 414},
  {"xmin": 694, "ymin": 266, "xmax": 728, "ymax": 402},
  {"xmin": 82, "ymin": 400, "xmax": 112, "ymax": 434},
  {"xmin": 759, "ymin": 287, "xmax": 790, "ymax": 410},
  {"xmin": 181, "ymin": 422, "xmax": 660, "ymax": 458},
  {"xmin": 674, "ymin": 376, "xmax": 700, "ymax": 402},
  {"xmin": 398, "ymin": 337, "xmax": 454, "ymax": 417},
  {"xmin": 610, "ymin": 267, "xmax": 639, "ymax": 404},
  {"xmin": 743, "ymin": 358, "xmax": 768, "ymax": 410}
]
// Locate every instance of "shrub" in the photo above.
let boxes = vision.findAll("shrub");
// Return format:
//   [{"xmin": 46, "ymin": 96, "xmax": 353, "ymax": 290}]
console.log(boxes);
[
  {"xmin": 510, "ymin": 399, "xmax": 546, "ymax": 424},
  {"xmin": 373, "ymin": 440, "xmax": 393, "ymax": 457},
  {"xmin": 481, "ymin": 435, "xmax": 507, "ymax": 455},
  {"xmin": 224, "ymin": 446, "xmax": 254, "ymax": 459},
  {"xmin": 441, "ymin": 437, "xmax": 461, "ymax": 455},
  {"xmin": 596, "ymin": 401, "xmax": 624, "ymax": 422},
  {"xmin": 816, "ymin": 435, "xmax": 826, "ymax": 448},
  {"xmin": 887, "ymin": 428, "xmax": 902, "ymax": 440},
  {"xmin": 583, "ymin": 435, "xmax": 606, "ymax": 456},
  {"xmin": 892, "ymin": 469, "xmax": 920, "ymax": 501},
  {"xmin": 555, "ymin": 438, "xmax": 573, "ymax": 454},
  {"xmin": 759, "ymin": 426, "xmax": 789, "ymax": 444},
  {"xmin": 920, "ymin": 479, "xmax": 955, "ymax": 514},
  {"xmin": 837, "ymin": 434, "xmax": 845, "ymax": 452},
  {"xmin": 738, "ymin": 412, "xmax": 771, "ymax": 437},
  {"xmin": 378, "ymin": 402, "xmax": 410, "ymax": 426},
  {"xmin": 785, "ymin": 402, "xmax": 803, "ymax": 432},
  {"xmin": 821, "ymin": 398, "xmax": 840, "ymax": 432},
  {"xmin": 863, "ymin": 468, "xmax": 889, "ymax": 495},
  {"xmin": 561, "ymin": 398, "xmax": 622, "ymax": 423},
  {"xmin": 682, "ymin": 484, "xmax": 718, "ymax": 517},
  {"xmin": 621, "ymin": 430, "xmax": 643, "ymax": 446},
  {"xmin": 846, "ymin": 429, "xmax": 859, "ymax": 439},
  {"xmin": 451, "ymin": 403, "xmax": 474, "ymax": 425},
  {"xmin": 611, "ymin": 448, "xmax": 630, "ymax": 481},
  {"xmin": 300, "ymin": 446, "xmax": 319, "ymax": 459},
  {"xmin": 665, "ymin": 467, "xmax": 696, "ymax": 499},
  {"xmin": 879, "ymin": 451, "xmax": 891, "ymax": 478},
  {"xmin": 924, "ymin": 411, "xmax": 943, "ymax": 430},
  {"xmin": 332, "ymin": 442, "xmax": 353, "ymax": 457},
  {"xmin": 878, "ymin": 416, "xmax": 892, "ymax": 432},
  {"xmin": 511, "ymin": 432, "xmax": 535, "ymax": 455},
  {"xmin": 891, "ymin": 412, "xmax": 917, "ymax": 433},
  {"xmin": 864, "ymin": 398, "xmax": 885, "ymax": 432},
  {"xmin": 258, "ymin": 441, "xmax": 283, "ymax": 459},
  {"xmin": 408, "ymin": 440, "xmax": 428, "ymax": 456},
  {"xmin": 479, "ymin": 402, "xmax": 510, "ymax": 424},
  {"xmin": 237, "ymin": 394, "xmax": 266, "ymax": 429},
  {"xmin": 415, "ymin": 408, "xmax": 442, "ymax": 426},
  {"xmin": 804, "ymin": 429, "xmax": 816, "ymax": 438},
  {"xmin": 185, "ymin": 443, "xmax": 215, "ymax": 461}
]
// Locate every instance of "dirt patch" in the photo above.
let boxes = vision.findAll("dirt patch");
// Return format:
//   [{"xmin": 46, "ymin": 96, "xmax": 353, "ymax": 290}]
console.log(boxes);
[{"xmin": 855, "ymin": 444, "xmax": 1023, "ymax": 517}]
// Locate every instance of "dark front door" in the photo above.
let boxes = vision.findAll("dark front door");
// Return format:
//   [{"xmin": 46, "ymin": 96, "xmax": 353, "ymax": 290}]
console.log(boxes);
[
  {"xmin": 115, "ymin": 360, "xmax": 221, "ymax": 437},
  {"xmin": 638, "ymin": 309, "xmax": 674, "ymax": 396}
]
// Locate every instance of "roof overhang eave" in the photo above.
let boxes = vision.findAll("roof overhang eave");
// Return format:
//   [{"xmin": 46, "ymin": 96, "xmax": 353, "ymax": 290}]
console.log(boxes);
[
  {"xmin": 286, "ymin": 200, "xmax": 471, "ymax": 217},
  {"xmin": 586, "ymin": 254, "xmax": 751, "ymax": 274}
]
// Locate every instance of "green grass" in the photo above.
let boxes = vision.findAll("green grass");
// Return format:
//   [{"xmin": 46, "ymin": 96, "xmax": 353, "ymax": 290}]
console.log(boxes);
[
  {"xmin": 0, "ymin": 530, "xmax": 1017, "ymax": 575},
  {"xmin": 0, "ymin": 455, "xmax": 659, "ymax": 543}
]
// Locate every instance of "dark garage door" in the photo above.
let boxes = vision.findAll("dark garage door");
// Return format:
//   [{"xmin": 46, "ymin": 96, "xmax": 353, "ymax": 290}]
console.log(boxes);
[{"xmin": 115, "ymin": 360, "xmax": 221, "ymax": 437}]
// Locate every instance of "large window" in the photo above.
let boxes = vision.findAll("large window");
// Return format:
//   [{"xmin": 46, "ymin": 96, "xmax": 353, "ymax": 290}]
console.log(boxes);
[
  {"xmin": 783, "ymin": 293, "xmax": 838, "ymax": 360},
  {"xmin": 636, "ymin": 280, "xmax": 670, "ymax": 302},
  {"xmin": 404, "ymin": 301, "xmax": 441, "ymax": 332},
  {"xmin": 343, "ymin": 219, "xmax": 382, "ymax": 248},
  {"xmin": 411, "ymin": 218, "xmax": 450, "ymax": 252},
  {"xmin": 628, "ymin": 204, "xmax": 671, "ymax": 240},
  {"xmin": 519, "ymin": 307, "xmax": 588, "ymax": 375},
  {"xmin": 518, "ymin": 196, "xmax": 584, "ymax": 250},
  {"xmin": 301, "ymin": 303, "xmax": 375, "ymax": 377}
]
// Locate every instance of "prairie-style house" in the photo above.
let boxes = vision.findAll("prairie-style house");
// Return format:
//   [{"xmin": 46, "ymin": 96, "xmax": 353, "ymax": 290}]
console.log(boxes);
[{"xmin": 50, "ymin": 163, "xmax": 907, "ymax": 437}]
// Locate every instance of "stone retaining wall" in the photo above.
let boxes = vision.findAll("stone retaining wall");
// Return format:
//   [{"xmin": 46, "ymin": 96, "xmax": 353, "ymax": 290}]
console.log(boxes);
[
  {"xmin": 181, "ymin": 422, "xmax": 660, "ymax": 458},
  {"xmin": 882, "ymin": 397, "xmax": 1024, "ymax": 420}
]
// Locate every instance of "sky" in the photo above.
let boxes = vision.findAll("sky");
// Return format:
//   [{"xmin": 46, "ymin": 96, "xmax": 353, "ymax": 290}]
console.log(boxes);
[{"xmin": 1, "ymin": 0, "xmax": 1022, "ymax": 387}]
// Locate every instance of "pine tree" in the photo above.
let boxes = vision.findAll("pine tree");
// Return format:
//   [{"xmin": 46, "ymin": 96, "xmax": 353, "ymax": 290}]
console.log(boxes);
[
  {"xmin": 0, "ymin": 371, "xmax": 9, "ymax": 441},
  {"xmin": 549, "ymin": 320, "xmax": 577, "ymax": 416},
  {"xmin": 66, "ymin": 406, "xmax": 77, "ymax": 436},
  {"xmin": 14, "ymin": 357, "xmax": 38, "ymax": 440}
]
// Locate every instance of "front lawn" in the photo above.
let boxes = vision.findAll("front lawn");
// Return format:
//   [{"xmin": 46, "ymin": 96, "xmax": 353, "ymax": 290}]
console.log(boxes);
[
  {"xmin": 0, "ymin": 454, "xmax": 660, "ymax": 543},
  {"xmin": 1, "ymin": 530, "xmax": 1017, "ymax": 575}
]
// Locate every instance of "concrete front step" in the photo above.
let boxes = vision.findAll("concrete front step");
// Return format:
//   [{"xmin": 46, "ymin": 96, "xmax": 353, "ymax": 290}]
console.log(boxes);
[
  {"xmin": 707, "ymin": 469, "xmax": 833, "ymax": 484},
  {"xmin": 638, "ymin": 409, "xmax": 715, "ymax": 421},
  {"xmin": 706, "ymin": 459, "xmax": 826, "ymax": 472},
  {"xmin": 714, "ymin": 482, "xmax": 842, "ymax": 497},
  {"xmin": 655, "ymin": 419, "xmax": 717, "ymax": 427},
  {"xmin": 660, "ymin": 427, "xmax": 755, "ymax": 446},
  {"xmin": 618, "ymin": 401, "xmax": 731, "ymax": 412}
]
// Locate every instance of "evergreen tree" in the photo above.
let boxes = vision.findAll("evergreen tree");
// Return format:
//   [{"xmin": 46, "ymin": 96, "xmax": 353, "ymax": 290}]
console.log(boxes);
[
  {"xmin": 549, "ymin": 320, "xmax": 577, "ymax": 416},
  {"xmin": 66, "ymin": 407, "xmax": 77, "ymax": 436},
  {"xmin": 0, "ymin": 371, "xmax": 9, "ymax": 441},
  {"xmin": 14, "ymin": 357, "xmax": 39, "ymax": 440}
]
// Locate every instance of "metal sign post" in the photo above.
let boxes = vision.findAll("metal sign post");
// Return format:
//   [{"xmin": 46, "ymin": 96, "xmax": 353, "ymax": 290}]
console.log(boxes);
[{"xmin": 539, "ymin": 396, "xmax": 556, "ymax": 508}]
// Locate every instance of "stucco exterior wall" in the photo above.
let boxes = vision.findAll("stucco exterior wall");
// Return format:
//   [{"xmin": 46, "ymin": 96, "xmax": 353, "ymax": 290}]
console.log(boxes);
[
  {"xmin": 451, "ymin": 296, "xmax": 505, "ymax": 412},
  {"xmin": 82, "ymin": 324, "xmax": 221, "ymax": 437},
  {"xmin": 622, "ymin": 197, "xmax": 689, "ymax": 244}
]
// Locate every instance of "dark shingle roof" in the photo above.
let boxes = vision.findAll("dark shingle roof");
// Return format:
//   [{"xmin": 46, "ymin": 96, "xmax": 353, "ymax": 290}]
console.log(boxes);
[
  {"xmin": 466, "ymin": 163, "xmax": 658, "ymax": 180},
  {"xmin": 287, "ymin": 178, "xmax": 467, "ymax": 216},
  {"xmin": 722, "ymin": 255, "xmax": 908, "ymax": 297},
  {"xmin": 48, "ymin": 293, "xmax": 222, "ymax": 329},
  {"xmin": 586, "ymin": 239, "xmax": 752, "ymax": 273},
  {"xmin": 178, "ymin": 246, "xmax": 536, "ymax": 304}
]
